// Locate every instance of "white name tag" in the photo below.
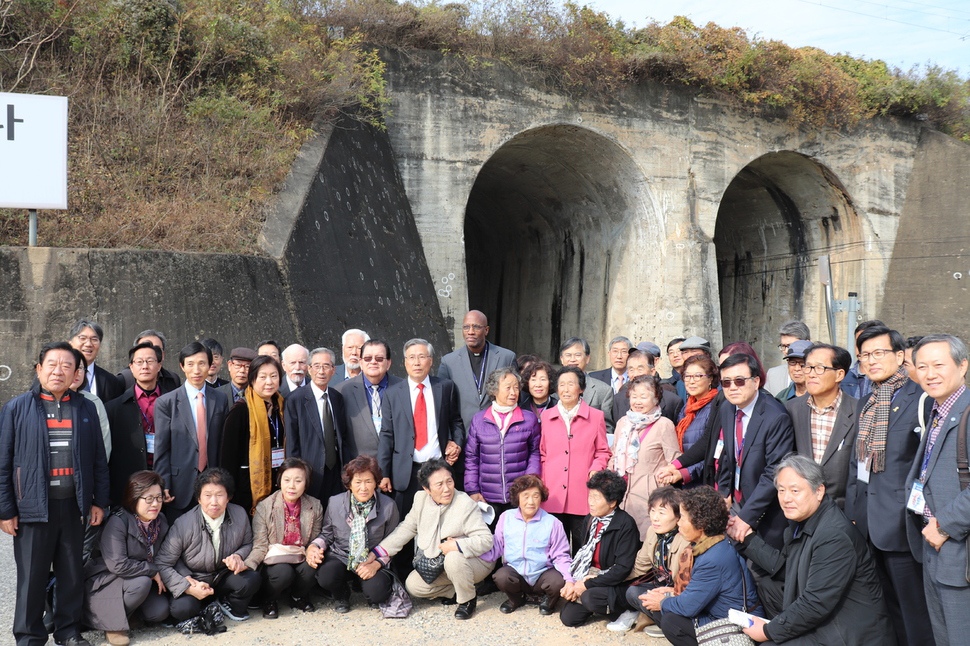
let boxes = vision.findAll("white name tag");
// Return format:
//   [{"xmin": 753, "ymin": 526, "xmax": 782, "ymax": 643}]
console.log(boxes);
[
  {"xmin": 145, "ymin": 433, "xmax": 155, "ymax": 455},
  {"xmin": 857, "ymin": 458, "xmax": 870, "ymax": 484},
  {"xmin": 373, "ymin": 414, "xmax": 382, "ymax": 434},
  {"xmin": 271, "ymin": 448, "xmax": 285, "ymax": 469},
  {"xmin": 906, "ymin": 481, "xmax": 926, "ymax": 514},
  {"xmin": 714, "ymin": 438, "xmax": 724, "ymax": 460}
]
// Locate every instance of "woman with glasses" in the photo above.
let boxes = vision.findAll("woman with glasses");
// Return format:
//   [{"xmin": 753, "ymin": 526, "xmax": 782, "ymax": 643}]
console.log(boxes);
[
  {"xmin": 220, "ymin": 355, "xmax": 286, "ymax": 515},
  {"xmin": 84, "ymin": 471, "xmax": 171, "ymax": 646}
]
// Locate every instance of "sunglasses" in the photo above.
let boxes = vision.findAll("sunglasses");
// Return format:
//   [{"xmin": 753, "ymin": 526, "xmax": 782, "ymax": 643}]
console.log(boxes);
[{"xmin": 722, "ymin": 376, "xmax": 756, "ymax": 388}]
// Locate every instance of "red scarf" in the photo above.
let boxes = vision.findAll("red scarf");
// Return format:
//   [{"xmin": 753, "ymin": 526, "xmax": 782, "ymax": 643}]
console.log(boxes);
[{"xmin": 674, "ymin": 388, "xmax": 718, "ymax": 450}]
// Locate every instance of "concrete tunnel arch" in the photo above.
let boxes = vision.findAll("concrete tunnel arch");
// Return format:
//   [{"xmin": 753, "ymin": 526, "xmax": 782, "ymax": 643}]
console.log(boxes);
[
  {"xmin": 462, "ymin": 124, "xmax": 652, "ymax": 362},
  {"xmin": 714, "ymin": 151, "xmax": 865, "ymax": 361}
]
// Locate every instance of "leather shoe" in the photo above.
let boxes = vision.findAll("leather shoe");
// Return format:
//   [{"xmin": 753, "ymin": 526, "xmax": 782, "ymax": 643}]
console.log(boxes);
[
  {"xmin": 262, "ymin": 602, "xmax": 279, "ymax": 619},
  {"xmin": 454, "ymin": 597, "xmax": 477, "ymax": 620},
  {"xmin": 538, "ymin": 597, "xmax": 556, "ymax": 616},
  {"xmin": 55, "ymin": 637, "xmax": 93, "ymax": 646},
  {"xmin": 499, "ymin": 599, "xmax": 522, "ymax": 614},
  {"xmin": 289, "ymin": 596, "xmax": 316, "ymax": 613},
  {"xmin": 334, "ymin": 598, "xmax": 351, "ymax": 614},
  {"xmin": 440, "ymin": 595, "xmax": 457, "ymax": 606}
]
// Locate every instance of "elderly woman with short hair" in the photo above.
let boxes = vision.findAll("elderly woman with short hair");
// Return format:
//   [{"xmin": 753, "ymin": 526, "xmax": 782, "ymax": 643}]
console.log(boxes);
[
  {"xmin": 464, "ymin": 367, "xmax": 541, "ymax": 524},
  {"xmin": 639, "ymin": 485, "xmax": 761, "ymax": 646},
  {"xmin": 307, "ymin": 454, "xmax": 400, "ymax": 613},
  {"xmin": 559, "ymin": 470, "xmax": 641, "ymax": 628},
  {"xmin": 84, "ymin": 471, "xmax": 170, "ymax": 646},
  {"xmin": 244, "ymin": 457, "xmax": 323, "ymax": 619},
  {"xmin": 540, "ymin": 366, "xmax": 612, "ymax": 547},
  {"xmin": 481, "ymin": 474, "xmax": 574, "ymax": 615},
  {"xmin": 155, "ymin": 468, "xmax": 261, "ymax": 625},
  {"xmin": 364, "ymin": 459, "xmax": 493, "ymax": 620},
  {"xmin": 519, "ymin": 358, "xmax": 559, "ymax": 418}
]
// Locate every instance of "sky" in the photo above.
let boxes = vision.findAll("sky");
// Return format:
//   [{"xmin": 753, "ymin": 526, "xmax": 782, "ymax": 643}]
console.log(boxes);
[{"xmin": 584, "ymin": 0, "xmax": 968, "ymax": 74}]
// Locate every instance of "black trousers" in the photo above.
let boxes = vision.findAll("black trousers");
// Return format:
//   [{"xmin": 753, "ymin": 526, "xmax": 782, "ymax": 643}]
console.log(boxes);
[
  {"xmin": 315, "ymin": 553, "xmax": 392, "ymax": 604},
  {"xmin": 14, "ymin": 498, "xmax": 85, "ymax": 646},
  {"xmin": 553, "ymin": 513, "xmax": 588, "ymax": 554},
  {"xmin": 260, "ymin": 562, "xmax": 317, "ymax": 603},
  {"xmin": 872, "ymin": 547, "xmax": 935, "ymax": 646},
  {"xmin": 169, "ymin": 570, "xmax": 261, "ymax": 621},
  {"xmin": 560, "ymin": 587, "xmax": 616, "ymax": 627},
  {"xmin": 660, "ymin": 612, "xmax": 699, "ymax": 646},
  {"xmin": 493, "ymin": 565, "xmax": 565, "ymax": 605}
]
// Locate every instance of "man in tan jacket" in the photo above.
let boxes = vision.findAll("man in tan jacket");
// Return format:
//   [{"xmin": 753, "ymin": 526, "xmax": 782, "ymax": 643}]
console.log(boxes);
[{"xmin": 367, "ymin": 459, "xmax": 493, "ymax": 619}]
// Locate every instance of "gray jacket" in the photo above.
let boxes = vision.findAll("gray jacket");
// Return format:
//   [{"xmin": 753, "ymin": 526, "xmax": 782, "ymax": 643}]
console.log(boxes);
[
  {"xmin": 314, "ymin": 491, "xmax": 399, "ymax": 564},
  {"xmin": 155, "ymin": 503, "xmax": 253, "ymax": 597}
]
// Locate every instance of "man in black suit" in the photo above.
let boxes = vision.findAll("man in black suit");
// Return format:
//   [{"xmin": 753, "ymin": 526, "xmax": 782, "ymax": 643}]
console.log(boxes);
[
  {"xmin": 845, "ymin": 325, "xmax": 934, "ymax": 646},
  {"xmin": 377, "ymin": 338, "xmax": 465, "ymax": 517},
  {"xmin": 153, "ymin": 341, "xmax": 230, "ymax": 522},
  {"xmin": 278, "ymin": 343, "xmax": 309, "ymax": 396},
  {"xmin": 105, "ymin": 341, "xmax": 164, "ymax": 506},
  {"xmin": 717, "ymin": 353, "xmax": 795, "ymax": 549},
  {"xmin": 588, "ymin": 336, "xmax": 633, "ymax": 394},
  {"xmin": 612, "ymin": 349, "xmax": 683, "ymax": 423},
  {"xmin": 218, "ymin": 347, "xmax": 256, "ymax": 404},
  {"xmin": 117, "ymin": 329, "xmax": 182, "ymax": 394},
  {"xmin": 69, "ymin": 318, "xmax": 124, "ymax": 402},
  {"xmin": 334, "ymin": 339, "xmax": 403, "ymax": 458},
  {"xmin": 787, "ymin": 343, "xmax": 857, "ymax": 509},
  {"xmin": 201, "ymin": 338, "xmax": 228, "ymax": 388},
  {"xmin": 285, "ymin": 347, "xmax": 350, "ymax": 506}
]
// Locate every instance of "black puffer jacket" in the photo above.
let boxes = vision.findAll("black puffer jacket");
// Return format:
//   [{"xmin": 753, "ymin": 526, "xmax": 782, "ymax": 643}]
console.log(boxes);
[{"xmin": 155, "ymin": 503, "xmax": 252, "ymax": 598}]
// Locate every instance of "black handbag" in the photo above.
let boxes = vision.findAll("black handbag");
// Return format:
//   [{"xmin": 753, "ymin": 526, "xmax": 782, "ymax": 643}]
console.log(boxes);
[{"xmin": 412, "ymin": 552, "xmax": 446, "ymax": 584}]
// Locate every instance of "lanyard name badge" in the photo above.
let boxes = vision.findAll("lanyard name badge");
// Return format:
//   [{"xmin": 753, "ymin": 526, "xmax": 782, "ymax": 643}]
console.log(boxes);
[
  {"xmin": 857, "ymin": 455, "xmax": 871, "ymax": 484},
  {"xmin": 145, "ymin": 432, "xmax": 155, "ymax": 455},
  {"xmin": 473, "ymin": 344, "xmax": 489, "ymax": 395}
]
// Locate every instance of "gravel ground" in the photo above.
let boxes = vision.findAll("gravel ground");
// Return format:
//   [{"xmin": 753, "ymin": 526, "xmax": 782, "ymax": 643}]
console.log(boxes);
[{"xmin": 0, "ymin": 533, "xmax": 673, "ymax": 645}]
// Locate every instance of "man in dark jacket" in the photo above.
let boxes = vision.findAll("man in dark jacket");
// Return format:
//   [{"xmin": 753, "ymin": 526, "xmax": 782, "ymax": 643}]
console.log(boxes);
[
  {"xmin": 740, "ymin": 454, "xmax": 895, "ymax": 645},
  {"xmin": 0, "ymin": 341, "xmax": 109, "ymax": 646}
]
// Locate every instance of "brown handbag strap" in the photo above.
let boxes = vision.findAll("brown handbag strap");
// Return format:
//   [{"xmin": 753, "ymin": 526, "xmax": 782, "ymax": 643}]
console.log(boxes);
[{"xmin": 957, "ymin": 405, "xmax": 970, "ymax": 490}]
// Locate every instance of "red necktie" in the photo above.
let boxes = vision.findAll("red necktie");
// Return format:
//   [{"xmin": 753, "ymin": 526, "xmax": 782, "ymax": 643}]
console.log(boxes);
[
  {"xmin": 734, "ymin": 409, "xmax": 744, "ymax": 503},
  {"xmin": 414, "ymin": 383, "xmax": 428, "ymax": 451}
]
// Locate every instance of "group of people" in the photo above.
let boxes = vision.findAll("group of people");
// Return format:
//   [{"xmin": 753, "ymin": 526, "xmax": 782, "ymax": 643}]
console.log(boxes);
[{"xmin": 1, "ymin": 311, "xmax": 968, "ymax": 646}]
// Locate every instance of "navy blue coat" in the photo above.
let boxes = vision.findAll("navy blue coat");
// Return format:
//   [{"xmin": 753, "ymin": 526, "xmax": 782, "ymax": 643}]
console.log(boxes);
[{"xmin": 0, "ymin": 386, "xmax": 109, "ymax": 522}]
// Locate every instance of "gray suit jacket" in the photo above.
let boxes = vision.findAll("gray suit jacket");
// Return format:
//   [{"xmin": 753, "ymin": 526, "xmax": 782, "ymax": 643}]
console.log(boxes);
[
  {"xmin": 766, "ymin": 364, "xmax": 790, "ymax": 398},
  {"xmin": 788, "ymin": 393, "xmax": 858, "ymax": 508},
  {"xmin": 437, "ymin": 342, "xmax": 516, "ymax": 432},
  {"xmin": 583, "ymin": 374, "xmax": 615, "ymax": 432},
  {"xmin": 154, "ymin": 384, "xmax": 230, "ymax": 510},
  {"xmin": 905, "ymin": 388, "xmax": 970, "ymax": 586},
  {"xmin": 377, "ymin": 377, "xmax": 465, "ymax": 491},
  {"xmin": 334, "ymin": 373, "xmax": 404, "ymax": 458}
]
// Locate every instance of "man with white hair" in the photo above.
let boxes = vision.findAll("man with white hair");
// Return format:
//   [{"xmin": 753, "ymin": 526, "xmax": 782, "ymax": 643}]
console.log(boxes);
[
  {"xmin": 279, "ymin": 344, "xmax": 309, "ymax": 397},
  {"xmin": 334, "ymin": 329, "xmax": 370, "ymax": 383}
]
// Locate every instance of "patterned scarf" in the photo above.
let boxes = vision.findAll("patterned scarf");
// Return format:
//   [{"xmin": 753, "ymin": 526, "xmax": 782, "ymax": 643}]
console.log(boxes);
[
  {"xmin": 675, "ymin": 388, "xmax": 718, "ymax": 449},
  {"xmin": 347, "ymin": 493, "xmax": 376, "ymax": 570},
  {"xmin": 571, "ymin": 509, "xmax": 615, "ymax": 579},
  {"xmin": 137, "ymin": 517, "xmax": 161, "ymax": 562},
  {"xmin": 856, "ymin": 367, "xmax": 908, "ymax": 474},
  {"xmin": 245, "ymin": 386, "xmax": 286, "ymax": 513},
  {"xmin": 614, "ymin": 408, "xmax": 663, "ymax": 475},
  {"xmin": 673, "ymin": 534, "xmax": 724, "ymax": 595},
  {"xmin": 653, "ymin": 529, "xmax": 678, "ymax": 586}
]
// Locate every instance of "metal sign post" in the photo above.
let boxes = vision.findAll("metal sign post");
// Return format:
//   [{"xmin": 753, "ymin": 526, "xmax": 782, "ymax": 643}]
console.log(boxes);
[{"xmin": 819, "ymin": 255, "xmax": 862, "ymax": 350}]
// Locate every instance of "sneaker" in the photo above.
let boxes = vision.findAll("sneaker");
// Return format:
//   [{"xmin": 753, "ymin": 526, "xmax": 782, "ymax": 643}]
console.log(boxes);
[
  {"xmin": 606, "ymin": 609, "xmax": 639, "ymax": 632},
  {"xmin": 217, "ymin": 598, "xmax": 250, "ymax": 621},
  {"xmin": 644, "ymin": 624, "xmax": 666, "ymax": 638}
]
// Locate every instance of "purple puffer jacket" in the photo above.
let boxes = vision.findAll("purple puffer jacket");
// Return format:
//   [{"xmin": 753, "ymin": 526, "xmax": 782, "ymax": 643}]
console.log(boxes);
[{"xmin": 464, "ymin": 406, "xmax": 541, "ymax": 504}]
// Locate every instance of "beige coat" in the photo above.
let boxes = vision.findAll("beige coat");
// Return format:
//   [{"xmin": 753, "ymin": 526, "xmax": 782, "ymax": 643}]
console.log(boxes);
[
  {"xmin": 629, "ymin": 526, "xmax": 690, "ymax": 580},
  {"xmin": 379, "ymin": 490, "xmax": 492, "ymax": 559},
  {"xmin": 245, "ymin": 491, "xmax": 324, "ymax": 570},
  {"xmin": 609, "ymin": 415, "xmax": 681, "ymax": 540}
]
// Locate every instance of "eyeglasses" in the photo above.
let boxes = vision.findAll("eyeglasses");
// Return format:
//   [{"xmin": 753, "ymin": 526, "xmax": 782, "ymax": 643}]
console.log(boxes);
[
  {"xmin": 131, "ymin": 359, "xmax": 158, "ymax": 367},
  {"xmin": 778, "ymin": 343, "xmax": 791, "ymax": 352},
  {"xmin": 803, "ymin": 364, "xmax": 839, "ymax": 375},
  {"xmin": 722, "ymin": 376, "xmax": 756, "ymax": 388},
  {"xmin": 74, "ymin": 334, "xmax": 101, "ymax": 345},
  {"xmin": 667, "ymin": 350, "xmax": 682, "ymax": 356},
  {"xmin": 405, "ymin": 354, "xmax": 431, "ymax": 363},
  {"xmin": 857, "ymin": 349, "xmax": 896, "ymax": 362},
  {"xmin": 682, "ymin": 373, "xmax": 711, "ymax": 381},
  {"xmin": 561, "ymin": 352, "xmax": 586, "ymax": 361},
  {"xmin": 361, "ymin": 355, "xmax": 386, "ymax": 363},
  {"xmin": 139, "ymin": 495, "xmax": 164, "ymax": 504},
  {"xmin": 609, "ymin": 347, "xmax": 630, "ymax": 356},
  {"xmin": 310, "ymin": 363, "xmax": 334, "ymax": 371},
  {"xmin": 461, "ymin": 324, "xmax": 485, "ymax": 332}
]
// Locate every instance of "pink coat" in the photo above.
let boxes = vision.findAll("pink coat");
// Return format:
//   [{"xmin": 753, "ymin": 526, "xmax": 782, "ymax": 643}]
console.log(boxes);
[{"xmin": 540, "ymin": 401, "xmax": 612, "ymax": 516}]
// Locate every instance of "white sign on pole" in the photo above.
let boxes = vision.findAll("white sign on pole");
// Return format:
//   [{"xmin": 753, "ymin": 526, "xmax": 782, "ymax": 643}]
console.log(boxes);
[{"xmin": 0, "ymin": 92, "xmax": 68, "ymax": 210}]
